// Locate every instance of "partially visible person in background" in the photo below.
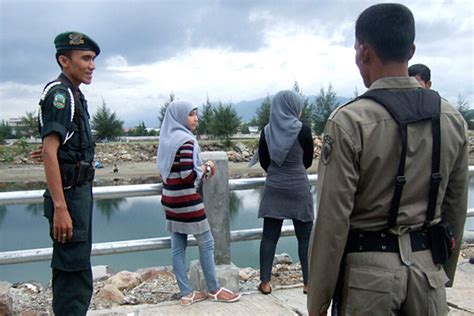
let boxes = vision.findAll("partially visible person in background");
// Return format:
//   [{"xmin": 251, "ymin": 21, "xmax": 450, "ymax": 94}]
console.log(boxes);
[
  {"xmin": 256, "ymin": 90, "xmax": 314, "ymax": 295},
  {"xmin": 409, "ymin": 63, "xmax": 432, "ymax": 89},
  {"xmin": 157, "ymin": 100, "xmax": 241, "ymax": 306}
]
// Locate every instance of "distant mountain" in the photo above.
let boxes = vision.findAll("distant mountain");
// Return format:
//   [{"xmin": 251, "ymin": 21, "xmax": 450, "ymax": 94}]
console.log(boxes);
[
  {"xmin": 231, "ymin": 98, "xmax": 266, "ymax": 122},
  {"xmin": 232, "ymin": 95, "xmax": 352, "ymax": 123}
]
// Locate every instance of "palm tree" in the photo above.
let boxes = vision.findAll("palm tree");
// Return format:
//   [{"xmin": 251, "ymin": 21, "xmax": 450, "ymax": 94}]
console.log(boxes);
[{"xmin": 18, "ymin": 111, "xmax": 39, "ymax": 138}]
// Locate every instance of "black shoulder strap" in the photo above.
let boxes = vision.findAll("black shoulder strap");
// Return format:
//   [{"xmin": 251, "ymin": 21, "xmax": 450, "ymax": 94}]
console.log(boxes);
[{"xmin": 359, "ymin": 88, "xmax": 441, "ymax": 229}]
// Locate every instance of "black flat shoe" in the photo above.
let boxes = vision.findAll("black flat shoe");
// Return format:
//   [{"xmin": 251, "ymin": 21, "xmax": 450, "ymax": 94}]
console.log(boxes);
[{"xmin": 258, "ymin": 283, "xmax": 272, "ymax": 295}]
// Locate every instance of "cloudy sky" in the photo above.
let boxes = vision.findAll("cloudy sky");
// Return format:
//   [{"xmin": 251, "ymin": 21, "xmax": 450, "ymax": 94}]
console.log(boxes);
[{"xmin": 1, "ymin": 0, "xmax": 473, "ymax": 127}]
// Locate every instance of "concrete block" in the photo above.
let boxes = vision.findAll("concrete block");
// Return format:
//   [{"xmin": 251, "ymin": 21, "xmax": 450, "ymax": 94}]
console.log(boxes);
[
  {"xmin": 92, "ymin": 265, "xmax": 114, "ymax": 281},
  {"xmin": 273, "ymin": 253, "xmax": 293, "ymax": 265},
  {"xmin": 189, "ymin": 260, "xmax": 239, "ymax": 293},
  {"xmin": 201, "ymin": 151, "xmax": 231, "ymax": 265}
]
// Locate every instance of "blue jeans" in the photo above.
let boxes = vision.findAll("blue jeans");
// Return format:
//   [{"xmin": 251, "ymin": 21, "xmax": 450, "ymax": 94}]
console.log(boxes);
[{"xmin": 171, "ymin": 230, "xmax": 221, "ymax": 297}]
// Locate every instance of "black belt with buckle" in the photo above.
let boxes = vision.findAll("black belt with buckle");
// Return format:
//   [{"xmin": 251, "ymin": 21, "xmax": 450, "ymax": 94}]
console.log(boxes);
[
  {"xmin": 345, "ymin": 229, "xmax": 430, "ymax": 253},
  {"xmin": 60, "ymin": 162, "xmax": 95, "ymax": 188}
]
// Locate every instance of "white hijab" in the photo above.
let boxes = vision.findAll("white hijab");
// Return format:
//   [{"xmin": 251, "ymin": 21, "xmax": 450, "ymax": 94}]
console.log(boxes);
[
  {"xmin": 156, "ymin": 100, "xmax": 203, "ymax": 181},
  {"xmin": 264, "ymin": 90, "xmax": 303, "ymax": 166}
]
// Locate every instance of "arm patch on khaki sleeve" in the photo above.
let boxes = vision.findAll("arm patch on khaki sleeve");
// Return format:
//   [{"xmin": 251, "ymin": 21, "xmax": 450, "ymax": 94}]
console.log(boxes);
[{"xmin": 321, "ymin": 135, "xmax": 334, "ymax": 165}]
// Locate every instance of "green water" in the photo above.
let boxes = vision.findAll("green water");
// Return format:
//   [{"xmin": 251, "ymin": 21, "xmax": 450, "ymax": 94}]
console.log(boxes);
[
  {"xmin": 0, "ymin": 189, "xmax": 309, "ymax": 285},
  {"xmin": 2, "ymin": 181, "xmax": 473, "ymax": 286}
]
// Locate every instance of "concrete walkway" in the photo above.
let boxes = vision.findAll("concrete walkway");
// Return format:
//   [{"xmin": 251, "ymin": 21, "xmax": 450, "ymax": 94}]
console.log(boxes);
[
  {"xmin": 88, "ymin": 262, "xmax": 474, "ymax": 316},
  {"xmin": 88, "ymin": 286, "xmax": 309, "ymax": 316}
]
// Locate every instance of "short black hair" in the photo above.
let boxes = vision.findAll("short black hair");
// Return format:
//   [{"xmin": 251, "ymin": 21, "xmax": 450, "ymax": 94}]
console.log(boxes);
[
  {"xmin": 356, "ymin": 3, "xmax": 415, "ymax": 63},
  {"xmin": 408, "ymin": 63, "xmax": 431, "ymax": 82},
  {"xmin": 55, "ymin": 50, "xmax": 73, "ymax": 69}
]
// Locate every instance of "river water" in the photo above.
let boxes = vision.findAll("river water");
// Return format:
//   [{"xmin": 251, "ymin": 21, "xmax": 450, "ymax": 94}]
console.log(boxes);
[
  {"xmin": 1, "ymin": 188, "xmax": 312, "ymax": 285},
  {"xmin": 1, "ymin": 182, "xmax": 473, "ymax": 285}
]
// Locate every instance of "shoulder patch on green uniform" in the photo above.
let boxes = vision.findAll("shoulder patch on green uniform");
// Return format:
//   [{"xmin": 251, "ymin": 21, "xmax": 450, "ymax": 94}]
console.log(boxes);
[
  {"xmin": 53, "ymin": 92, "xmax": 66, "ymax": 109},
  {"xmin": 321, "ymin": 135, "xmax": 334, "ymax": 165}
]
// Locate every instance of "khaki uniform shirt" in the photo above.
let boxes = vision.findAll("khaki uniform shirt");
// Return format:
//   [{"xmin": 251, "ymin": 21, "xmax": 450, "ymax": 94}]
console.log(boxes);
[{"xmin": 307, "ymin": 77, "xmax": 468, "ymax": 314}]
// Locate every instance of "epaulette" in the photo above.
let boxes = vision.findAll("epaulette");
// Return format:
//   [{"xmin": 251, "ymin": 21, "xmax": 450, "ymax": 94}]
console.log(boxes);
[
  {"xmin": 327, "ymin": 98, "xmax": 358, "ymax": 120},
  {"xmin": 38, "ymin": 81, "xmax": 76, "ymax": 144}
]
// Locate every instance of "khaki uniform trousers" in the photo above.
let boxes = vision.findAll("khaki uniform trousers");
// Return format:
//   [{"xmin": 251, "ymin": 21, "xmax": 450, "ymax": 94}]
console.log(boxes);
[{"xmin": 340, "ymin": 241, "xmax": 449, "ymax": 315}]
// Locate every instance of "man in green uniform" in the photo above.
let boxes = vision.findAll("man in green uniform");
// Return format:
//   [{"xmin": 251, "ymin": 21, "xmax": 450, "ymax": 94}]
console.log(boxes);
[
  {"xmin": 38, "ymin": 31, "xmax": 99, "ymax": 315},
  {"xmin": 307, "ymin": 4, "xmax": 468, "ymax": 316}
]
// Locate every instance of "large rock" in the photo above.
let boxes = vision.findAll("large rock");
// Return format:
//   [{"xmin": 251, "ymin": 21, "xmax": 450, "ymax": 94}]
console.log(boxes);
[
  {"xmin": 239, "ymin": 267, "xmax": 258, "ymax": 282},
  {"xmin": 0, "ymin": 281, "xmax": 13, "ymax": 316},
  {"xmin": 107, "ymin": 271, "xmax": 142, "ymax": 290},
  {"xmin": 138, "ymin": 267, "xmax": 175, "ymax": 282},
  {"xmin": 273, "ymin": 253, "xmax": 293, "ymax": 265},
  {"xmin": 234, "ymin": 142, "xmax": 247, "ymax": 153},
  {"xmin": 189, "ymin": 260, "xmax": 240, "ymax": 293},
  {"xmin": 96, "ymin": 284, "xmax": 125, "ymax": 304}
]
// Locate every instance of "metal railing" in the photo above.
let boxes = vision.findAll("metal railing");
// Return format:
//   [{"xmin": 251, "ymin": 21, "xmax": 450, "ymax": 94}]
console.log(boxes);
[
  {"xmin": 0, "ymin": 226, "xmax": 297, "ymax": 265},
  {"xmin": 0, "ymin": 175, "xmax": 315, "ymax": 265},
  {"xmin": 0, "ymin": 161, "xmax": 473, "ymax": 265}
]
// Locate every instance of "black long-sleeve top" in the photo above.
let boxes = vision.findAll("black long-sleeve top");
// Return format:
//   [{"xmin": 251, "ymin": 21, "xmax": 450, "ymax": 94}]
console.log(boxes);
[{"xmin": 258, "ymin": 125, "xmax": 314, "ymax": 171}]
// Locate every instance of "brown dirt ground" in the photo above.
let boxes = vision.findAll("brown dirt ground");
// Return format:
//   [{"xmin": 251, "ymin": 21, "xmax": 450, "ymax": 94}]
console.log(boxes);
[{"xmin": 0, "ymin": 161, "xmax": 319, "ymax": 190}]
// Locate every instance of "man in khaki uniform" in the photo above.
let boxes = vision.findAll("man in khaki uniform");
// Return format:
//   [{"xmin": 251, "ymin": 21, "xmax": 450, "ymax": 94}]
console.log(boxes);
[
  {"xmin": 307, "ymin": 3, "xmax": 468, "ymax": 316},
  {"xmin": 408, "ymin": 63, "xmax": 432, "ymax": 89}
]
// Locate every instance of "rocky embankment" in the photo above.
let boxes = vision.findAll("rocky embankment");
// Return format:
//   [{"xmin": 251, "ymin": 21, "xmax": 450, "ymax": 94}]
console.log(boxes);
[
  {"xmin": 0, "ymin": 138, "xmax": 323, "ymax": 190},
  {"xmin": 94, "ymin": 138, "xmax": 323, "ymax": 165},
  {"xmin": 1, "ymin": 138, "xmax": 323, "ymax": 166},
  {"xmin": 2, "ymin": 247, "xmax": 474, "ymax": 315},
  {"xmin": 1, "ymin": 253, "xmax": 305, "ymax": 315}
]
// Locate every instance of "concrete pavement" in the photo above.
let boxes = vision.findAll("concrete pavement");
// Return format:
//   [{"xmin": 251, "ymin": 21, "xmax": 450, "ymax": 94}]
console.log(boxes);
[
  {"xmin": 88, "ymin": 286, "xmax": 308, "ymax": 316},
  {"xmin": 87, "ymin": 265, "xmax": 474, "ymax": 316}
]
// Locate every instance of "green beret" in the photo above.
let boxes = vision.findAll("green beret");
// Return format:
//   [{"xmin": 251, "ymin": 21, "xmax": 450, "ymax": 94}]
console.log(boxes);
[{"xmin": 54, "ymin": 31, "xmax": 100, "ymax": 56}]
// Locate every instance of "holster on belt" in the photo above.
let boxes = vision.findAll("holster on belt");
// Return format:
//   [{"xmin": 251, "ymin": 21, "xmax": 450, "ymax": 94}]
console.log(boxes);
[
  {"xmin": 60, "ymin": 162, "xmax": 95, "ymax": 188},
  {"xmin": 428, "ymin": 222, "xmax": 454, "ymax": 264}
]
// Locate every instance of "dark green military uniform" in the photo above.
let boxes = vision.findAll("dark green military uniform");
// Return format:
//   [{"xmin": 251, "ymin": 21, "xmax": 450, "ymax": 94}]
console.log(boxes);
[{"xmin": 38, "ymin": 31, "xmax": 98, "ymax": 315}]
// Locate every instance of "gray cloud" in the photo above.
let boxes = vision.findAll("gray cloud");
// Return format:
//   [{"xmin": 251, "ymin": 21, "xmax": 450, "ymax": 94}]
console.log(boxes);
[
  {"xmin": 0, "ymin": 0, "xmax": 370, "ymax": 83},
  {"xmin": 1, "ymin": 0, "xmax": 472, "ymax": 124}
]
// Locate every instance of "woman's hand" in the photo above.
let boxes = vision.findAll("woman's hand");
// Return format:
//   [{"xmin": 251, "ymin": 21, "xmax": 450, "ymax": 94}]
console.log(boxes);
[{"xmin": 204, "ymin": 160, "xmax": 216, "ymax": 178}]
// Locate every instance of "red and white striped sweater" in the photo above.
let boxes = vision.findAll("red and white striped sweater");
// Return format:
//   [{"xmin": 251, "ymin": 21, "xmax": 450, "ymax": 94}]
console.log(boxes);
[{"xmin": 161, "ymin": 140, "xmax": 210, "ymax": 234}]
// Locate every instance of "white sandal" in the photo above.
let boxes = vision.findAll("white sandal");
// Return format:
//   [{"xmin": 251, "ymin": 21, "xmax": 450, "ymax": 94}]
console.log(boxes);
[
  {"xmin": 180, "ymin": 291, "xmax": 207, "ymax": 306},
  {"xmin": 208, "ymin": 287, "xmax": 241, "ymax": 303}
]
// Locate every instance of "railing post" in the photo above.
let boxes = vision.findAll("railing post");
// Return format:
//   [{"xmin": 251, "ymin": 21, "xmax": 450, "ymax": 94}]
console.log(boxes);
[{"xmin": 201, "ymin": 151, "xmax": 231, "ymax": 265}]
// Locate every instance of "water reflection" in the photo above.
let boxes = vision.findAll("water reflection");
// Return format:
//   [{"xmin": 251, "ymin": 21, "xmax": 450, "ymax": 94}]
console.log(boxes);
[
  {"xmin": 94, "ymin": 198, "xmax": 127, "ymax": 222},
  {"xmin": 25, "ymin": 203, "xmax": 43, "ymax": 216},
  {"xmin": 229, "ymin": 192, "xmax": 241, "ymax": 219},
  {"xmin": 1, "ymin": 185, "xmax": 472, "ymax": 285},
  {"xmin": 0, "ymin": 205, "xmax": 6, "ymax": 226}
]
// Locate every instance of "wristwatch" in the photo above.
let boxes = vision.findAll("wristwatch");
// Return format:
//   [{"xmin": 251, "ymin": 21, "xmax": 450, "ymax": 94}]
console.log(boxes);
[{"xmin": 205, "ymin": 163, "xmax": 212, "ymax": 178}]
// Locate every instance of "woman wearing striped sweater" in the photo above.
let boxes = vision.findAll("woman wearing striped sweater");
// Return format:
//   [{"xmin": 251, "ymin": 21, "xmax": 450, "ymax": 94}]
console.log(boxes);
[{"xmin": 157, "ymin": 100, "xmax": 241, "ymax": 306}]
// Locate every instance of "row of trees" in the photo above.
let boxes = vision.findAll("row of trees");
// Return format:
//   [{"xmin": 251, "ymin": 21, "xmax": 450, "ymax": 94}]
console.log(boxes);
[
  {"xmin": 2, "ymin": 88, "xmax": 472, "ymax": 144},
  {"xmin": 249, "ymin": 81, "xmax": 339, "ymax": 135},
  {"xmin": 157, "ymin": 93, "xmax": 241, "ymax": 145},
  {"xmin": 153, "ymin": 81, "xmax": 339, "ymax": 143}
]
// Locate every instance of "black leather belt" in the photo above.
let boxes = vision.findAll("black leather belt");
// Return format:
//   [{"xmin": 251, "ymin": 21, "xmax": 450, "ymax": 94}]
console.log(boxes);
[
  {"xmin": 345, "ymin": 230, "xmax": 430, "ymax": 253},
  {"xmin": 60, "ymin": 162, "xmax": 95, "ymax": 188}
]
